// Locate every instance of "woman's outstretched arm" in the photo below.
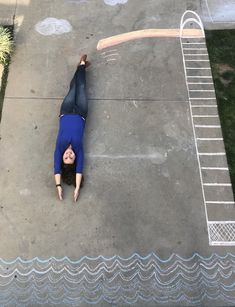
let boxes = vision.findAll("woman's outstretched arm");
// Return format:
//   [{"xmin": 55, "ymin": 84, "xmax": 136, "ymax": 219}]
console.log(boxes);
[
  {"xmin": 74, "ymin": 144, "xmax": 84, "ymax": 202},
  {"xmin": 55, "ymin": 174, "xmax": 63, "ymax": 200},
  {"xmin": 74, "ymin": 173, "xmax": 82, "ymax": 202}
]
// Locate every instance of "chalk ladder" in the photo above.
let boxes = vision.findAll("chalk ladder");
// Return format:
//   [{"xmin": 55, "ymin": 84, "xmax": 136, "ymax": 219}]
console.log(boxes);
[{"xmin": 180, "ymin": 10, "xmax": 235, "ymax": 245}]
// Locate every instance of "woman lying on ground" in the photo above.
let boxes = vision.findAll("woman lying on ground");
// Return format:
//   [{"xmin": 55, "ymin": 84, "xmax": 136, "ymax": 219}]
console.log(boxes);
[{"xmin": 54, "ymin": 54, "xmax": 90, "ymax": 202}]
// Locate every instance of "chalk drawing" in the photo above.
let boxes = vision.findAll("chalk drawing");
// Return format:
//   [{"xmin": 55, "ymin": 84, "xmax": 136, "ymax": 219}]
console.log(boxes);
[
  {"xmin": 197, "ymin": 138, "xmax": 224, "ymax": 141},
  {"xmin": 103, "ymin": 53, "xmax": 119, "ymax": 58},
  {"xmin": 101, "ymin": 49, "xmax": 117, "ymax": 55},
  {"xmin": 202, "ymin": 167, "xmax": 228, "ymax": 170},
  {"xmin": 35, "ymin": 18, "xmax": 72, "ymax": 36},
  {"xmin": 100, "ymin": 49, "xmax": 120, "ymax": 63},
  {"xmin": 193, "ymin": 115, "xmax": 218, "ymax": 117},
  {"xmin": 192, "ymin": 105, "xmax": 217, "ymax": 107},
  {"xmin": 0, "ymin": 252, "xmax": 235, "ymax": 305},
  {"xmin": 180, "ymin": 11, "xmax": 235, "ymax": 245},
  {"xmin": 199, "ymin": 152, "xmax": 225, "ymax": 155},
  {"xmin": 104, "ymin": 0, "xmax": 128, "ymax": 6},
  {"xmin": 206, "ymin": 201, "xmax": 235, "ymax": 204},
  {"xmin": 132, "ymin": 100, "xmax": 138, "ymax": 108},
  {"xmin": 97, "ymin": 29, "xmax": 203, "ymax": 50},
  {"xmin": 203, "ymin": 183, "xmax": 231, "ymax": 186},
  {"xmin": 190, "ymin": 97, "xmax": 214, "ymax": 100}
]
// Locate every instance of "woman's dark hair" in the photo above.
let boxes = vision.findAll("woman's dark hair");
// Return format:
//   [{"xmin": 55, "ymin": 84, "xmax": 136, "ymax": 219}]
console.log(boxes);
[{"xmin": 61, "ymin": 162, "xmax": 84, "ymax": 187}]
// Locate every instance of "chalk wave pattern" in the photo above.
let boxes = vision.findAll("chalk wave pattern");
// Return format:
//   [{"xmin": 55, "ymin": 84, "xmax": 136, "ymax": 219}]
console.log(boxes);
[
  {"xmin": 0, "ymin": 253, "xmax": 235, "ymax": 305},
  {"xmin": 104, "ymin": 0, "xmax": 128, "ymax": 6}
]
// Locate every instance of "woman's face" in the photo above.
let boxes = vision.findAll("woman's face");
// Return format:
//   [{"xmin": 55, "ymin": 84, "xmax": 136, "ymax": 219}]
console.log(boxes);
[{"xmin": 63, "ymin": 147, "xmax": 76, "ymax": 164}]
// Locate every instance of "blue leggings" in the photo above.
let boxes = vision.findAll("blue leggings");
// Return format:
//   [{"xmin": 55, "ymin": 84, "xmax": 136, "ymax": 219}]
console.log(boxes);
[{"xmin": 60, "ymin": 65, "xmax": 88, "ymax": 119}]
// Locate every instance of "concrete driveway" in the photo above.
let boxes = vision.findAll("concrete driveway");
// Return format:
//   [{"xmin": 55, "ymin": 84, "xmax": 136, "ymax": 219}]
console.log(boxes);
[{"xmin": 0, "ymin": 0, "xmax": 235, "ymax": 305}]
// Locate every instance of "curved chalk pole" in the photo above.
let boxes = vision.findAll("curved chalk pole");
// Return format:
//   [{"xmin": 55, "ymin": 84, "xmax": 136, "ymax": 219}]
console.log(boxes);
[
  {"xmin": 180, "ymin": 10, "xmax": 205, "ymax": 37},
  {"xmin": 97, "ymin": 28, "xmax": 203, "ymax": 50}
]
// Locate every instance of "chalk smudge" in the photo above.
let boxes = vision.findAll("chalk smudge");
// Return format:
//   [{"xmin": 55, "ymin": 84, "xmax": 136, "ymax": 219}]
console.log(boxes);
[
  {"xmin": 35, "ymin": 18, "xmax": 72, "ymax": 36},
  {"xmin": 19, "ymin": 189, "xmax": 31, "ymax": 196},
  {"xmin": 104, "ymin": 0, "xmax": 128, "ymax": 6}
]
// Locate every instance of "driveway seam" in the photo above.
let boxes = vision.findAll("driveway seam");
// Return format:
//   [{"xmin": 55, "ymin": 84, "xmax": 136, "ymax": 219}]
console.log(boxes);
[{"xmin": 4, "ymin": 97, "xmax": 189, "ymax": 102}]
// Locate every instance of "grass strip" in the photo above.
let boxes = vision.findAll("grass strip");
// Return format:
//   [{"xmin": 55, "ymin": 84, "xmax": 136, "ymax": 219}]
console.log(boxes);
[
  {"xmin": 205, "ymin": 30, "xmax": 235, "ymax": 195},
  {"xmin": 0, "ymin": 25, "xmax": 13, "ymax": 122}
]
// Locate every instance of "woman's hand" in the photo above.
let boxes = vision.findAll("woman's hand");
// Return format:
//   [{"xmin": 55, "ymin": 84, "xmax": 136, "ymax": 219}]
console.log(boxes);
[
  {"xmin": 74, "ymin": 187, "xmax": 80, "ymax": 202},
  {"xmin": 57, "ymin": 186, "xmax": 63, "ymax": 201}
]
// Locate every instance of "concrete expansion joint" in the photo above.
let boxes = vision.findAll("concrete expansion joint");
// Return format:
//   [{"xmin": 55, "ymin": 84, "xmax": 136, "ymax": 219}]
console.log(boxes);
[{"xmin": 4, "ymin": 96, "xmax": 189, "ymax": 103}]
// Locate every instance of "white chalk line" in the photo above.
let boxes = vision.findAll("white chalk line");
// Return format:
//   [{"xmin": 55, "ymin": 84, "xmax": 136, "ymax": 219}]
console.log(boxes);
[
  {"xmin": 193, "ymin": 115, "xmax": 218, "ymax": 118},
  {"xmin": 106, "ymin": 58, "xmax": 117, "ymax": 62},
  {"xmin": 186, "ymin": 60, "xmax": 210, "ymax": 62},
  {"xmin": 206, "ymin": 201, "xmax": 235, "ymax": 204},
  {"xmin": 187, "ymin": 76, "xmax": 212, "ymax": 78},
  {"xmin": 180, "ymin": 12, "xmax": 210, "ymax": 234},
  {"xmin": 190, "ymin": 98, "xmax": 215, "ymax": 100},
  {"xmin": 189, "ymin": 97, "xmax": 216, "ymax": 100},
  {"xmin": 198, "ymin": 153, "xmax": 226, "ymax": 156},
  {"xmin": 203, "ymin": 183, "xmax": 232, "ymax": 187},
  {"xmin": 209, "ymin": 240, "xmax": 235, "ymax": 246},
  {"xmin": 101, "ymin": 49, "xmax": 117, "ymax": 55},
  {"xmin": 181, "ymin": 36, "xmax": 205, "ymax": 42},
  {"xmin": 103, "ymin": 53, "xmax": 119, "ymax": 58},
  {"xmin": 184, "ymin": 52, "xmax": 208, "ymax": 54},
  {"xmin": 190, "ymin": 90, "xmax": 214, "ymax": 92},
  {"xmin": 181, "ymin": 36, "xmax": 205, "ymax": 38},
  {"xmin": 184, "ymin": 53, "xmax": 208, "ymax": 56},
  {"xmin": 201, "ymin": 167, "xmax": 228, "ymax": 170},
  {"xmin": 188, "ymin": 82, "xmax": 213, "ymax": 84},
  {"xmin": 182, "ymin": 42, "xmax": 206, "ymax": 45},
  {"xmin": 197, "ymin": 138, "xmax": 222, "ymax": 140},
  {"xmin": 195, "ymin": 125, "xmax": 220, "ymax": 128},
  {"xmin": 186, "ymin": 67, "xmax": 211, "ymax": 70},
  {"xmin": 101, "ymin": 50, "xmax": 119, "ymax": 63},
  {"xmin": 191, "ymin": 105, "xmax": 217, "ymax": 107},
  {"xmin": 208, "ymin": 220, "xmax": 235, "ymax": 224},
  {"xmin": 208, "ymin": 221, "xmax": 235, "ymax": 225},
  {"xmin": 183, "ymin": 48, "xmax": 207, "ymax": 50},
  {"xmin": 188, "ymin": 82, "xmax": 215, "ymax": 85}
]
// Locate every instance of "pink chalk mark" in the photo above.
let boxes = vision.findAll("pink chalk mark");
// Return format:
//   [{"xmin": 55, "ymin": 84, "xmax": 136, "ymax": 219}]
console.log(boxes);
[{"xmin": 97, "ymin": 28, "xmax": 203, "ymax": 50}]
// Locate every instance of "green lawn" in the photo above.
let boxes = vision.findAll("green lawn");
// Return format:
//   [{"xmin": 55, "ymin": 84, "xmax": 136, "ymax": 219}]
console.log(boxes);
[
  {"xmin": 0, "ymin": 25, "xmax": 13, "ymax": 122},
  {"xmin": 205, "ymin": 30, "xmax": 235, "ymax": 195}
]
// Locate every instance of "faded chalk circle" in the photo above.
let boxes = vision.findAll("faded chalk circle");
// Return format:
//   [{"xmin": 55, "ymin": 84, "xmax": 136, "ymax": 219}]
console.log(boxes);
[
  {"xmin": 104, "ymin": 0, "xmax": 128, "ymax": 6},
  {"xmin": 35, "ymin": 18, "xmax": 72, "ymax": 36}
]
